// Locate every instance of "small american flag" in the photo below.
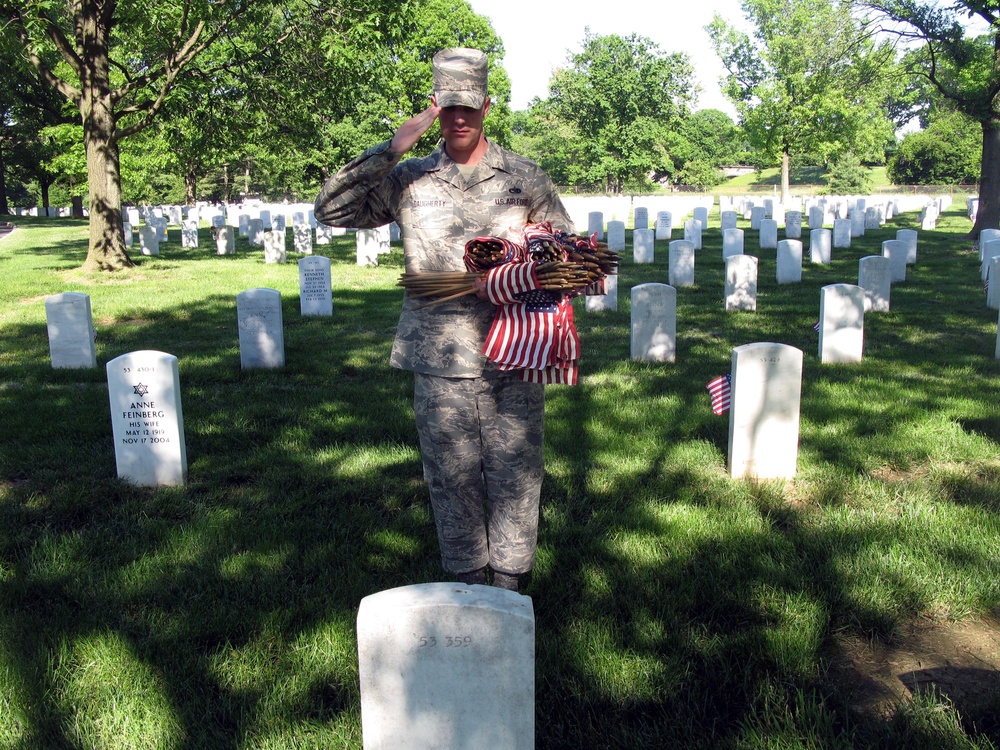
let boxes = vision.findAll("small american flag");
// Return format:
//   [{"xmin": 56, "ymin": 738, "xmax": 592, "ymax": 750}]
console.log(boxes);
[
  {"xmin": 706, "ymin": 373, "xmax": 732, "ymax": 415},
  {"xmin": 813, "ymin": 320, "xmax": 821, "ymax": 331}
]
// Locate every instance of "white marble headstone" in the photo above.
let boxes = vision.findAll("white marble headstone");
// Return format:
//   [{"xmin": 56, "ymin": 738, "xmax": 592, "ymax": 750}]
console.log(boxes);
[
  {"xmin": 683, "ymin": 219, "xmax": 702, "ymax": 251},
  {"xmin": 139, "ymin": 226, "xmax": 159, "ymax": 256},
  {"xmin": 606, "ymin": 221, "xmax": 626, "ymax": 252},
  {"xmin": 249, "ymin": 218, "xmax": 265, "ymax": 246},
  {"xmin": 988, "ymin": 257, "xmax": 1000, "ymax": 311},
  {"xmin": 123, "ymin": 221, "xmax": 133, "ymax": 248},
  {"xmin": 809, "ymin": 229, "xmax": 831, "ymax": 265},
  {"xmin": 881, "ymin": 239, "xmax": 907, "ymax": 283},
  {"xmin": 106, "ymin": 350, "xmax": 187, "ymax": 487},
  {"xmin": 693, "ymin": 206, "xmax": 709, "ymax": 231},
  {"xmin": 181, "ymin": 220, "xmax": 199, "ymax": 248},
  {"xmin": 357, "ymin": 228, "xmax": 388, "ymax": 266},
  {"xmin": 833, "ymin": 218, "xmax": 852, "ymax": 249},
  {"xmin": 299, "ymin": 256, "xmax": 333, "ymax": 316},
  {"xmin": 750, "ymin": 206, "xmax": 765, "ymax": 230},
  {"xmin": 858, "ymin": 255, "xmax": 891, "ymax": 312},
  {"xmin": 725, "ymin": 255, "xmax": 758, "ymax": 311},
  {"xmin": 237, "ymin": 288, "xmax": 285, "ymax": 369},
  {"xmin": 785, "ymin": 211, "xmax": 802, "ymax": 240},
  {"xmin": 263, "ymin": 231, "xmax": 287, "ymax": 264},
  {"xmin": 587, "ymin": 212, "xmax": 604, "ymax": 241},
  {"xmin": 655, "ymin": 211, "xmax": 673, "ymax": 240},
  {"xmin": 45, "ymin": 292, "xmax": 97, "ymax": 369},
  {"xmin": 668, "ymin": 240, "xmax": 695, "ymax": 287},
  {"xmin": 808, "ymin": 206, "xmax": 824, "ymax": 230},
  {"xmin": 630, "ymin": 283, "xmax": 676, "ymax": 362},
  {"xmin": 759, "ymin": 219, "xmax": 778, "ymax": 250},
  {"xmin": 633, "ymin": 228, "xmax": 654, "ymax": 264},
  {"xmin": 819, "ymin": 284, "xmax": 865, "ymax": 364},
  {"xmin": 357, "ymin": 583, "xmax": 534, "ymax": 750},
  {"xmin": 896, "ymin": 229, "xmax": 918, "ymax": 265},
  {"xmin": 979, "ymin": 229, "xmax": 1000, "ymax": 262},
  {"xmin": 720, "ymin": 210, "xmax": 738, "ymax": 231},
  {"xmin": 776, "ymin": 239, "xmax": 802, "ymax": 284},
  {"xmin": 728, "ymin": 342, "xmax": 803, "ymax": 480},
  {"xmin": 293, "ymin": 224, "xmax": 313, "ymax": 255},
  {"xmin": 215, "ymin": 226, "xmax": 236, "ymax": 255},
  {"xmin": 633, "ymin": 206, "xmax": 648, "ymax": 230},
  {"xmin": 723, "ymin": 228, "xmax": 744, "ymax": 259}
]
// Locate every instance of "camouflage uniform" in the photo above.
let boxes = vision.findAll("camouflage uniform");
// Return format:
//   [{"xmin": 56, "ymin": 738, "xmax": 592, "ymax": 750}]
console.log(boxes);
[{"xmin": 314, "ymin": 137, "xmax": 573, "ymax": 575}]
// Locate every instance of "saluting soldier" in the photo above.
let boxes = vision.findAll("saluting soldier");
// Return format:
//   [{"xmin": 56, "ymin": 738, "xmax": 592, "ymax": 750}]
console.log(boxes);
[{"xmin": 314, "ymin": 47, "xmax": 573, "ymax": 592}]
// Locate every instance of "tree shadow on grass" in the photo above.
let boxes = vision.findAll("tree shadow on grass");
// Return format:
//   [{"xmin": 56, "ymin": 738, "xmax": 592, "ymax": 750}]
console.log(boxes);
[{"xmin": 1, "ymin": 209, "xmax": 999, "ymax": 747}]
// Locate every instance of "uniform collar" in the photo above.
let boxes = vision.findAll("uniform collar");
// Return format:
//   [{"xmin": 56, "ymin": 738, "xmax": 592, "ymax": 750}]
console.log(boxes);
[{"xmin": 425, "ymin": 139, "xmax": 509, "ymax": 189}]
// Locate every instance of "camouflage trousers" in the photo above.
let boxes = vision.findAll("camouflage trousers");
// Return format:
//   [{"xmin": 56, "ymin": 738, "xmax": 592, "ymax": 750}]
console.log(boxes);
[{"xmin": 413, "ymin": 371, "xmax": 544, "ymax": 575}]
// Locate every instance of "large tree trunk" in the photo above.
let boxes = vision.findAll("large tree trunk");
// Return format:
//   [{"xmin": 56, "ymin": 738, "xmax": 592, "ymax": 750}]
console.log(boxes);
[
  {"xmin": 781, "ymin": 150, "xmax": 791, "ymax": 204},
  {"xmin": 185, "ymin": 169, "xmax": 197, "ymax": 206},
  {"xmin": 971, "ymin": 120, "xmax": 1000, "ymax": 239},
  {"xmin": 79, "ymin": 5, "xmax": 132, "ymax": 272}
]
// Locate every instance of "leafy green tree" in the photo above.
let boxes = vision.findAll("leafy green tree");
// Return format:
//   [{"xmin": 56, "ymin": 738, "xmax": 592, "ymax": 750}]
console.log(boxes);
[
  {"xmin": 547, "ymin": 32, "xmax": 696, "ymax": 193},
  {"xmin": 864, "ymin": 1, "xmax": 1000, "ymax": 235},
  {"xmin": 0, "ymin": 0, "xmax": 409, "ymax": 271},
  {"xmin": 708, "ymin": 0, "xmax": 896, "ymax": 201},
  {"xmin": 888, "ymin": 111, "xmax": 981, "ymax": 185}
]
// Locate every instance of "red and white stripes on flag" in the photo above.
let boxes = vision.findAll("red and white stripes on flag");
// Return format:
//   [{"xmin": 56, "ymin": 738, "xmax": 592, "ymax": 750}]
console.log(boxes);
[
  {"xmin": 706, "ymin": 373, "xmax": 732, "ymax": 415},
  {"xmin": 482, "ymin": 261, "xmax": 581, "ymax": 381}
]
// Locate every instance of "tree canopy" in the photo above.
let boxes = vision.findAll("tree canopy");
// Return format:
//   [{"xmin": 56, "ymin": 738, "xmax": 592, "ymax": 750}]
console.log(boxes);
[
  {"xmin": 865, "ymin": 0, "xmax": 1000, "ymax": 234},
  {"xmin": 708, "ymin": 0, "xmax": 896, "ymax": 201},
  {"xmin": 545, "ymin": 32, "xmax": 697, "ymax": 193}
]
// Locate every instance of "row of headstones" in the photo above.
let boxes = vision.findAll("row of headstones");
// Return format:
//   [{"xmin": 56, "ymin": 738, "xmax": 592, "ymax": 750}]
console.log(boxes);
[
  {"xmin": 44, "ymin": 257, "xmax": 335, "ymax": 370},
  {"xmin": 124, "ymin": 211, "xmax": 397, "ymax": 265},
  {"xmin": 124, "ymin": 202, "xmax": 320, "ymax": 230},
  {"xmin": 585, "ymin": 226, "xmax": 916, "ymax": 313},
  {"xmin": 563, "ymin": 192, "xmax": 950, "ymax": 235}
]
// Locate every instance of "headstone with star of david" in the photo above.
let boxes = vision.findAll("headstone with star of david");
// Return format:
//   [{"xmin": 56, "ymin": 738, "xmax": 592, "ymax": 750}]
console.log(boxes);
[{"xmin": 106, "ymin": 350, "xmax": 188, "ymax": 487}]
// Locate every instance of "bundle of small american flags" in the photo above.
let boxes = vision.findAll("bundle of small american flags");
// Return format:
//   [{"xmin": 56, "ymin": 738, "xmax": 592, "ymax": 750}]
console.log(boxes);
[{"xmin": 398, "ymin": 222, "xmax": 620, "ymax": 385}]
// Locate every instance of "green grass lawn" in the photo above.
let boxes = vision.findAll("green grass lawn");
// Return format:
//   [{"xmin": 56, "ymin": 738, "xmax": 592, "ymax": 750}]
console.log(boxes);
[{"xmin": 1, "ymin": 208, "xmax": 998, "ymax": 749}]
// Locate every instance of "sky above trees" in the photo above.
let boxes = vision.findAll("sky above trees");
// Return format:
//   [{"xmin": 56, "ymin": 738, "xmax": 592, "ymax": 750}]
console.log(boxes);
[{"xmin": 465, "ymin": 0, "xmax": 747, "ymax": 114}]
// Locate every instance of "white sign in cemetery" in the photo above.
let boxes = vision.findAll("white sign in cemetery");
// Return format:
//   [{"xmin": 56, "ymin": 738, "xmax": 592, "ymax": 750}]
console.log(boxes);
[
  {"xmin": 45, "ymin": 292, "xmax": 97, "ymax": 369},
  {"xmin": 106, "ymin": 350, "xmax": 188, "ymax": 487},
  {"xmin": 357, "ymin": 583, "xmax": 535, "ymax": 750},
  {"xmin": 728, "ymin": 343, "xmax": 803, "ymax": 480}
]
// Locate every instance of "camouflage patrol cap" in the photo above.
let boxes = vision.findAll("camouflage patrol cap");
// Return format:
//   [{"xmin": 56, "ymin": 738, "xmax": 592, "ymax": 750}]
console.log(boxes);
[{"xmin": 432, "ymin": 48, "xmax": 488, "ymax": 109}]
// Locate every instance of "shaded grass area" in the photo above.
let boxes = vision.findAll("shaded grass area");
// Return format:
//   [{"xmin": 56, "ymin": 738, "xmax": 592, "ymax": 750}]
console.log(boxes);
[{"xmin": 0, "ymin": 210, "xmax": 998, "ymax": 748}]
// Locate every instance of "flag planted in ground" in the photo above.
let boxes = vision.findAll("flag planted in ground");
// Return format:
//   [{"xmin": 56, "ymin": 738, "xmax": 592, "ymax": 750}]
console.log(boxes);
[{"xmin": 706, "ymin": 373, "xmax": 732, "ymax": 415}]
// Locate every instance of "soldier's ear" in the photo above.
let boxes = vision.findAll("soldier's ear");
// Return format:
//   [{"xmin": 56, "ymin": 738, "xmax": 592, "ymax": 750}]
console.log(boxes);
[{"xmin": 482, "ymin": 97, "xmax": 491, "ymax": 118}]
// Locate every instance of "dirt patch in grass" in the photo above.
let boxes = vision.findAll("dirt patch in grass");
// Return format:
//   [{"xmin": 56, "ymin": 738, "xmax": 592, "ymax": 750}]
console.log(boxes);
[{"xmin": 827, "ymin": 613, "xmax": 1000, "ymax": 722}]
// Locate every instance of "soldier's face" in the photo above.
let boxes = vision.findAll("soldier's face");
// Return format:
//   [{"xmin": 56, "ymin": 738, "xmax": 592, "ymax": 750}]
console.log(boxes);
[{"xmin": 438, "ymin": 99, "xmax": 490, "ymax": 154}]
